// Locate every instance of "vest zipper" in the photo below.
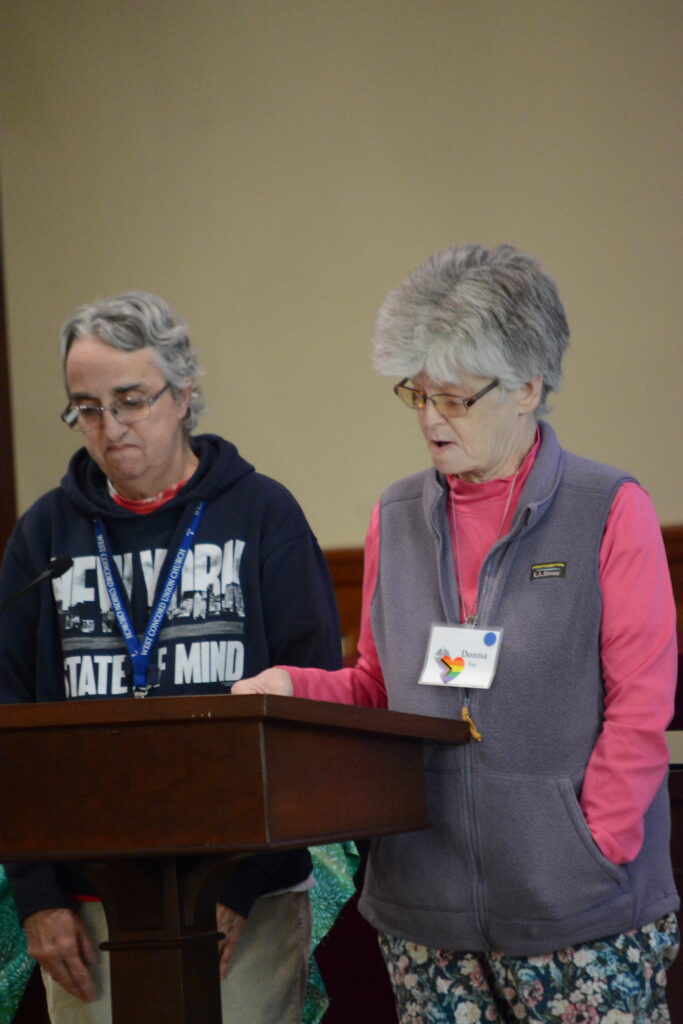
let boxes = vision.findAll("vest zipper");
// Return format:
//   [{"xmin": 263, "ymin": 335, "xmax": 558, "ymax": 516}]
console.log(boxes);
[{"xmin": 431, "ymin": 487, "xmax": 494, "ymax": 948}]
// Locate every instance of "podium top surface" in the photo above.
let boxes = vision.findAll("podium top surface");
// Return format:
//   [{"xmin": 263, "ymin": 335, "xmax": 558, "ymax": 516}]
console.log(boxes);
[{"xmin": 0, "ymin": 692, "xmax": 469, "ymax": 744}]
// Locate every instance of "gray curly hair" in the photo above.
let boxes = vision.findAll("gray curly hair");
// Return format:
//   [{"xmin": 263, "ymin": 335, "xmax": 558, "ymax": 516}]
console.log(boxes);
[
  {"xmin": 61, "ymin": 291, "xmax": 205, "ymax": 434},
  {"xmin": 373, "ymin": 244, "xmax": 570, "ymax": 417}
]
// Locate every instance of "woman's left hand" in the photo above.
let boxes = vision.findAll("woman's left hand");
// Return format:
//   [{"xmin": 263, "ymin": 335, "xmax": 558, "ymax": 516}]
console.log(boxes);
[
  {"xmin": 231, "ymin": 667, "xmax": 293, "ymax": 696},
  {"xmin": 216, "ymin": 902, "xmax": 246, "ymax": 979}
]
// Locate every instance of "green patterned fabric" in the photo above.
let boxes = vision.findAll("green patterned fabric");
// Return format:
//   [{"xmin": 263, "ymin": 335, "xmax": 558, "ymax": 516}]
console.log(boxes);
[
  {"xmin": 0, "ymin": 866, "xmax": 34, "ymax": 1024},
  {"xmin": 303, "ymin": 842, "xmax": 360, "ymax": 1024}
]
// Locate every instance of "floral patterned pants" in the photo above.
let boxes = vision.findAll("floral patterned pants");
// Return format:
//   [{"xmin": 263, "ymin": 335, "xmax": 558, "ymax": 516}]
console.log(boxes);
[{"xmin": 378, "ymin": 913, "xmax": 679, "ymax": 1024}]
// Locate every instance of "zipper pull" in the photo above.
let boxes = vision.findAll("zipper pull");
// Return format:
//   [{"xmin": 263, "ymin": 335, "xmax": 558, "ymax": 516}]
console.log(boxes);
[{"xmin": 461, "ymin": 705, "xmax": 483, "ymax": 742}]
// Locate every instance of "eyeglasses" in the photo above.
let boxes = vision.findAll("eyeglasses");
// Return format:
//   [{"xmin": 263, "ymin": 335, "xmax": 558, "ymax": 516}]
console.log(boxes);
[
  {"xmin": 393, "ymin": 378, "xmax": 499, "ymax": 418},
  {"xmin": 61, "ymin": 383, "xmax": 171, "ymax": 433}
]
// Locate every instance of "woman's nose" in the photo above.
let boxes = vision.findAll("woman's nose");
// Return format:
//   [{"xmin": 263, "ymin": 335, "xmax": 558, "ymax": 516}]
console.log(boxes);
[
  {"xmin": 101, "ymin": 408, "xmax": 129, "ymax": 438},
  {"xmin": 420, "ymin": 397, "xmax": 448, "ymax": 424}
]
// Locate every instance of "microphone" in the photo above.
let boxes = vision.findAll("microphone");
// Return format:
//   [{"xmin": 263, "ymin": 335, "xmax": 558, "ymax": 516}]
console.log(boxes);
[{"xmin": 0, "ymin": 556, "xmax": 74, "ymax": 615}]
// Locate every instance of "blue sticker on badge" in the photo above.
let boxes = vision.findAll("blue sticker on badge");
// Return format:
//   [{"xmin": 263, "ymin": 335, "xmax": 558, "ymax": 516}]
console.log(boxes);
[{"xmin": 484, "ymin": 632, "xmax": 497, "ymax": 646}]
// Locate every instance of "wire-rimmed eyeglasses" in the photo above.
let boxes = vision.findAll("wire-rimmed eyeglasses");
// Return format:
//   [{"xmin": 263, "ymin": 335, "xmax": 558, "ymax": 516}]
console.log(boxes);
[
  {"xmin": 393, "ymin": 378, "xmax": 499, "ymax": 418},
  {"xmin": 60, "ymin": 383, "xmax": 171, "ymax": 433}
]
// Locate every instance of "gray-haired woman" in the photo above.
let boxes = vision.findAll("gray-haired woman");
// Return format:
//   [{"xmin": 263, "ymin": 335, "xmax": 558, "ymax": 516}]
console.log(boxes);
[
  {"xmin": 0, "ymin": 290, "xmax": 342, "ymax": 1023},
  {"xmin": 234, "ymin": 245, "xmax": 680, "ymax": 1022}
]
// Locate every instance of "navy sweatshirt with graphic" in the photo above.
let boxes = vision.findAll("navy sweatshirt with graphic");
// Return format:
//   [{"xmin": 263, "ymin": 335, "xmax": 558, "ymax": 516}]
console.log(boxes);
[{"xmin": 0, "ymin": 434, "xmax": 342, "ymax": 920}]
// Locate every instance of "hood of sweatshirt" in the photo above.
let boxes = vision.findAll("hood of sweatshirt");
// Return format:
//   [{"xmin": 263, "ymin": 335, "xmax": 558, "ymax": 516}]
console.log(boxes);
[{"xmin": 59, "ymin": 433, "xmax": 254, "ymax": 519}]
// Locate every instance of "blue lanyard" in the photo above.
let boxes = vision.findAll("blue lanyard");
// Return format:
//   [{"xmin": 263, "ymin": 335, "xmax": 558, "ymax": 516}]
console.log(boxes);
[{"xmin": 94, "ymin": 500, "xmax": 207, "ymax": 697}]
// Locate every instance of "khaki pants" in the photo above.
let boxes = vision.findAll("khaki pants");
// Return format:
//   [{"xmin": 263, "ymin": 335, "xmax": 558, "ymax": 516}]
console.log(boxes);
[{"xmin": 42, "ymin": 891, "xmax": 311, "ymax": 1024}]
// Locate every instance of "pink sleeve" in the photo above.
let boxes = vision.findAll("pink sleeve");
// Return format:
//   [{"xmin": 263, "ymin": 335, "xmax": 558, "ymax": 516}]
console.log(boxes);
[
  {"xmin": 286, "ymin": 504, "xmax": 388, "ymax": 708},
  {"xmin": 580, "ymin": 482, "xmax": 678, "ymax": 864}
]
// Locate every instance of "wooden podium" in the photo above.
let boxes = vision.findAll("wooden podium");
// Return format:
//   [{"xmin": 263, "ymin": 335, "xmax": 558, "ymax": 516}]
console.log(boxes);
[{"xmin": 0, "ymin": 694, "xmax": 469, "ymax": 1023}]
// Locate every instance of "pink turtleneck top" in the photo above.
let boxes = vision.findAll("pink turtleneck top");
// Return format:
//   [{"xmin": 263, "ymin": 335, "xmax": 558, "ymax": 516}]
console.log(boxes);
[{"xmin": 288, "ymin": 440, "xmax": 677, "ymax": 867}]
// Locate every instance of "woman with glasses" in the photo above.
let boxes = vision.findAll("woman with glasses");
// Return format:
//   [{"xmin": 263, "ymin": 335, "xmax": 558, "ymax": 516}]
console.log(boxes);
[
  {"xmin": 234, "ymin": 244, "xmax": 680, "ymax": 1022},
  {"xmin": 0, "ymin": 291, "xmax": 342, "ymax": 1024}
]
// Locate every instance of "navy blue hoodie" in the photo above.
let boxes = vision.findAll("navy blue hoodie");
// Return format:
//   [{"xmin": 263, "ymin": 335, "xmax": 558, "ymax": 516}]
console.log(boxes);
[{"xmin": 0, "ymin": 434, "xmax": 341, "ymax": 919}]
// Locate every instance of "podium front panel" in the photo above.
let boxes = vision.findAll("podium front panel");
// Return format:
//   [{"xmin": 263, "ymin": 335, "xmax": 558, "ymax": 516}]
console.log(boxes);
[{"xmin": 0, "ymin": 694, "xmax": 469, "ymax": 860}]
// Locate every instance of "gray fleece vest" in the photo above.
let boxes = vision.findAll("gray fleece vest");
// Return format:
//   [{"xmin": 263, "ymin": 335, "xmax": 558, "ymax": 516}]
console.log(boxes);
[{"xmin": 359, "ymin": 421, "xmax": 678, "ymax": 955}]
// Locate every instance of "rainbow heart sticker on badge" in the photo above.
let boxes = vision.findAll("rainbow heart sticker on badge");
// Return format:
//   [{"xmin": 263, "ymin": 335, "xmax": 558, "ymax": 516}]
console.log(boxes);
[{"xmin": 440, "ymin": 655, "xmax": 465, "ymax": 682}]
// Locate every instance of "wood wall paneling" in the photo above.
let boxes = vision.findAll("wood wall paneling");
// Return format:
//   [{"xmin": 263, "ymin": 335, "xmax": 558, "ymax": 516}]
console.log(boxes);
[{"xmin": 0, "ymin": 210, "xmax": 17, "ymax": 556}]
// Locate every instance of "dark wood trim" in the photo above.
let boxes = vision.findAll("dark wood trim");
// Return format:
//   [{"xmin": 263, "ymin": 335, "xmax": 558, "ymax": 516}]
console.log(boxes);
[
  {"xmin": 663, "ymin": 525, "xmax": 683, "ymax": 643},
  {"xmin": 0, "ymin": 201, "xmax": 17, "ymax": 555},
  {"xmin": 663, "ymin": 524, "xmax": 683, "ymax": 550},
  {"xmin": 324, "ymin": 548, "xmax": 365, "ymax": 663}
]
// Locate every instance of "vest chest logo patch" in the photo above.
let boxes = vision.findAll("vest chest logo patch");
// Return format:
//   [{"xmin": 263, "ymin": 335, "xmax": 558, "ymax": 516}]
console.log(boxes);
[{"xmin": 530, "ymin": 562, "xmax": 567, "ymax": 580}]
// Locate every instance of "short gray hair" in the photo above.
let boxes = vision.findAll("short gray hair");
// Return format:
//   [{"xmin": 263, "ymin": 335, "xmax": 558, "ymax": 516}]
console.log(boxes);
[
  {"xmin": 373, "ymin": 244, "xmax": 570, "ymax": 416},
  {"xmin": 61, "ymin": 291, "xmax": 205, "ymax": 433}
]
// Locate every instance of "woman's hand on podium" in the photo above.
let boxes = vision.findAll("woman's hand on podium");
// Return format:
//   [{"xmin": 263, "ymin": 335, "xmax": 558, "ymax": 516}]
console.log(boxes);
[{"xmin": 231, "ymin": 667, "xmax": 293, "ymax": 696}]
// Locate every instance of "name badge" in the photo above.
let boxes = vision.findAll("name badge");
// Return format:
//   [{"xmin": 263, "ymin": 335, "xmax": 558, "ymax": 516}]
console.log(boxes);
[{"xmin": 418, "ymin": 624, "xmax": 503, "ymax": 689}]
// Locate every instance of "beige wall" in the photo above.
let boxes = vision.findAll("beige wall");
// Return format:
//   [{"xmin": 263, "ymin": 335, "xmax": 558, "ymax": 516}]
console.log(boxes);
[{"xmin": 1, "ymin": 0, "xmax": 681, "ymax": 547}]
